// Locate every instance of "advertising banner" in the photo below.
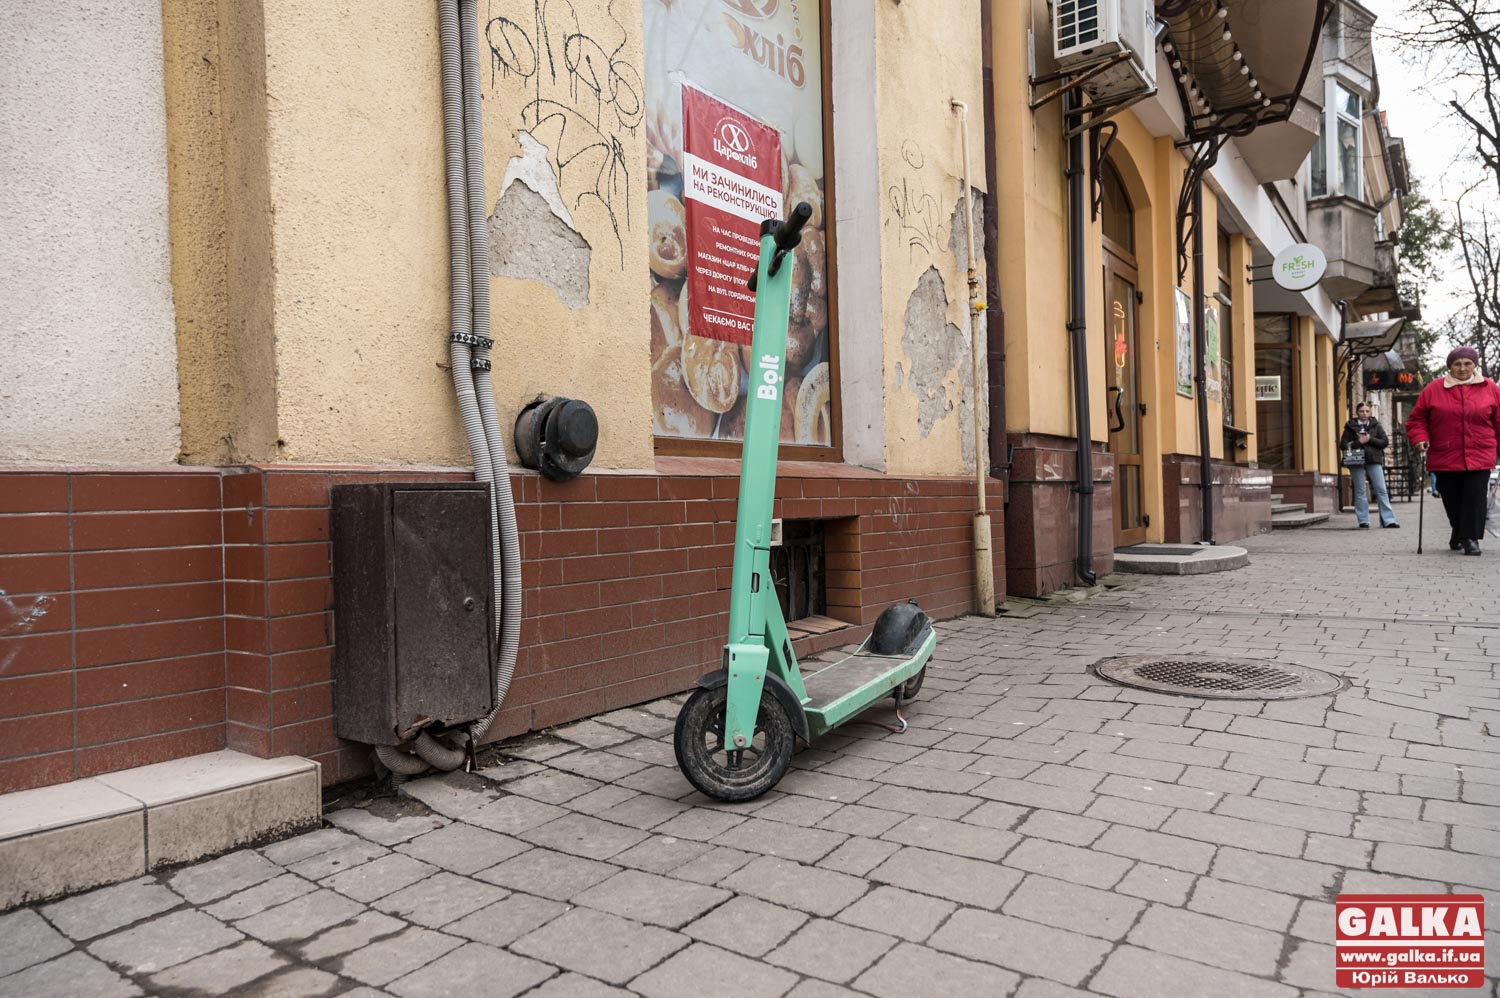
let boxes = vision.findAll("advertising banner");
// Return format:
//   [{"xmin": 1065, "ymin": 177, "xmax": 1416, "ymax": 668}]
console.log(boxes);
[
  {"xmin": 680, "ymin": 84, "xmax": 783, "ymax": 345},
  {"xmin": 1175, "ymin": 287, "xmax": 1194, "ymax": 399},
  {"xmin": 646, "ymin": 0, "xmax": 831, "ymax": 447},
  {"xmin": 1205, "ymin": 301, "xmax": 1222, "ymax": 404}
]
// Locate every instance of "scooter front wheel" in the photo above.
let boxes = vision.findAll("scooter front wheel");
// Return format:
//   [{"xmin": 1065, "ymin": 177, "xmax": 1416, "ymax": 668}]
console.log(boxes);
[{"xmin": 674, "ymin": 685, "xmax": 794, "ymax": 802}]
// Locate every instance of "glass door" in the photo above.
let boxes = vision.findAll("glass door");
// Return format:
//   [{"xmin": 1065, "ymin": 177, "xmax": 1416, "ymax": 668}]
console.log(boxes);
[{"xmin": 1105, "ymin": 258, "xmax": 1147, "ymax": 547}]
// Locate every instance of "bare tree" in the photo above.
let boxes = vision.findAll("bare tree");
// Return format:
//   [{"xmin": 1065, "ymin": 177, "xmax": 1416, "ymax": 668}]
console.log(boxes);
[
  {"xmin": 1453, "ymin": 187, "xmax": 1500, "ymax": 368},
  {"xmin": 1396, "ymin": 0, "xmax": 1500, "ymax": 192}
]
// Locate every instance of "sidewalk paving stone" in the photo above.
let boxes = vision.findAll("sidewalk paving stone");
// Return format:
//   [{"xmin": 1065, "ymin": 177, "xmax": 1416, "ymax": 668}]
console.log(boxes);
[
  {"xmin": 85, "ymin": 909, "xmax": 240, "ymax": 975},
  {"xmin": 41, "ymin": 877, "xmax": 180, "ymax": 941},
  {"xmin": 683, "ymin": 896, "xmax": 807, "ymax": 957},
  {"xmin": 143, "ymin": 939, "xmax": 286, "ymax": 993},
  {"xmin": 852, "ymin": 942, "xmax": 1017, "ymax": 998},
  {"xmin": 928, "ymin": 908, "xmax": 1110, "ymax": 986},
  {"xmin": 340, "ymin": 927, "xmax": 468, "ymax": 989},
  {"xmin": 512, "ymin": 907, "xmax": 686, "ymax": 985},
  {"xmin": 1090, "ymin": 944, "xmax": 1296, "ymax": 998},
  {"xmin": 1001, "ymin": 874, "xmax": 1144, "ymax": 940},
  {"xmin": 1126, "ymin": 904, "xmax": 1283, "ymax": 976},
  {"xmin": 165, "ymin": 849, "xmax": 281, "ymax": 904},
  {"xmin": 632, "ymin": 942, "xmax": 797, "ymax": 998},
  {"xmin": 10, "ymin": 514, "xmax": 1500, "ymax": 995},
  {"xmin": 764, "ymin": 918, "xmax": 893, "ymax": 983},
  {"xmin": 396, "ymin": 822, "xmax": 531, "ymax": 875},
  {"xmin": 324, "ymin": 853, "xmax": 439, "ymax": 903},
  {"xmin": 574, "ymin": 869, "xmax": 729, "ymax": 928},
  {"xmin": 235, "ymin": 888, "xmax": 364, "ymax": 944},
  {"xmin": 0, "ymin": 909, "xmax": 71, "ymax": 977},
  {"xmin": 371, "ymin": 871, "xmax": 507, "ymax": 928},
  {"xmin": 202, "ymin": 873, "xmax": 314, "ymax": 921},
  {"xmin": 0, "ymin": 952, "xmax": 141, "ymax": 998}
]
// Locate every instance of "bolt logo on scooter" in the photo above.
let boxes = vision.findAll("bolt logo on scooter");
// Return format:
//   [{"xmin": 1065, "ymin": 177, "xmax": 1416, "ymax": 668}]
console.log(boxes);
[{"xmin": 673, "ymin": 202, "xmax": 938, "ymax": 801}]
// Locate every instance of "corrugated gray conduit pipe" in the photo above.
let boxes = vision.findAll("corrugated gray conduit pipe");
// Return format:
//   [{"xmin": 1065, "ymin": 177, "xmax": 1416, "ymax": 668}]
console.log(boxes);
[
  {"xmin": 378, "ymin": 0, "xmax": 516, "ymax": 775},
  {"xmin": 460, "ymin": 0, "xmax": 522, "ymax": 745}
]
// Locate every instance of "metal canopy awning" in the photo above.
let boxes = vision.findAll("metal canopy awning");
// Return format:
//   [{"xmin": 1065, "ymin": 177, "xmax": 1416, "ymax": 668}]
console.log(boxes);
[
  {"xmin": 1158, "ymin": 0, "xmax": 1330, "ymax": 143},
  {"xmin": 1344, "ymin": 318, "xmax": 1406, "ymax": 354},
  {"xmin": 1362, "ymin": 349, "xmax": 1405, "ymax": 373}
]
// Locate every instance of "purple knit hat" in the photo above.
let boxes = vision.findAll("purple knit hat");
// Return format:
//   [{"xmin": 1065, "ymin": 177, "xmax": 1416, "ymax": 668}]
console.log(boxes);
[{"xmin": 1447, "ymin": 346, "xmax": 1480, "ymax": 366}]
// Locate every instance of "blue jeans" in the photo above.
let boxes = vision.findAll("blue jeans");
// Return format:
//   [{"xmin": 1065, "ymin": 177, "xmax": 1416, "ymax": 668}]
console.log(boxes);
[{"xmin": 1351, "ymin": 463, "xmax": 1395, "ymax": 526}]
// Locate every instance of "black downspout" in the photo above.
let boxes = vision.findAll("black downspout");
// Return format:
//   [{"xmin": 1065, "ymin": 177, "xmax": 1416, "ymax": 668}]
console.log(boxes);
[
  {"xmin": 981, "ymin": 0, "xmax": 1007, "ymax": 491},
  {"xmin": 1192, "ymin": 178, "xmax": 1214, "ymax": 545},
  {"xmin": 1066, "ymin": 90, "xmax": 1097, "ymax": 585}
]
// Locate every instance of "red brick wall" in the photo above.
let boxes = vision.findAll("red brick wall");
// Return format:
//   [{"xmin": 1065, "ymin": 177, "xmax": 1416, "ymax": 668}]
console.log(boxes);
[
  {"xmin": 0, "ymin": 471, "xmax": 228, "ymax": 793},
  {"xmin": 0, "ymin": 462, "xmax": 1004, "ymax": 793}
]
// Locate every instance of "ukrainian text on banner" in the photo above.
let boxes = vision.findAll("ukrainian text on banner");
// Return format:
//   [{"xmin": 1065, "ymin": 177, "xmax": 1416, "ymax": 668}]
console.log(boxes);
[{"xmin": 680, "ymin": 84, "xmax": 782, "ymax": 346}]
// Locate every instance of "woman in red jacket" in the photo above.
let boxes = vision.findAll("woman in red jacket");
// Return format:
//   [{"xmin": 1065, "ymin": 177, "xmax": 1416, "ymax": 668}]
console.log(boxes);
[{"xmin": 1406, "ymin": 346, "xmax": 1500, "ymax": 555}]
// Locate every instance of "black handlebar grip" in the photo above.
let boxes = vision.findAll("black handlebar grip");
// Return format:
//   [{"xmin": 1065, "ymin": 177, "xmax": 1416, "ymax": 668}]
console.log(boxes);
[{"xmin": 776, "ymin": 202, "xmax": 813, "ymax": 251}]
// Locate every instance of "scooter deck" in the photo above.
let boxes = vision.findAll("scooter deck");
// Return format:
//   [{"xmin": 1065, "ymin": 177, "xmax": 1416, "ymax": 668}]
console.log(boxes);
[{"xmin": 802, "ymin": 628, "xmax": 936, "ymax": 737}]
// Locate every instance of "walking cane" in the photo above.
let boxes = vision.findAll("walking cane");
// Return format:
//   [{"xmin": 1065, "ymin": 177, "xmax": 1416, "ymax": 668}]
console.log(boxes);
[{"xmin": 1417, "ymin": 452, "xmax": 1426, "ymax": 554}]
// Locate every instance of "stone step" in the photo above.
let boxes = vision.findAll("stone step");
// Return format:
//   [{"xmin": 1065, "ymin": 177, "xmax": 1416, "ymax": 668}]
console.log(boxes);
[
  {"xmin": 1113, "ymin": 543, "xmax": 1250, "ymax": 576},
  {"xmin": 1270, "ymin": 494, "xmax": 1284, "ymax": 502},
  {"xmin": 1271, "ymin": 511, "xmax": 1331, "ymax": 529},
  {"xmin": 1271, "ymin": 502, "xmax": 1306, "ymax": 515},
  {"xmin": 0, "ymin": 751, "xmax": 319, "ymax": 909}
]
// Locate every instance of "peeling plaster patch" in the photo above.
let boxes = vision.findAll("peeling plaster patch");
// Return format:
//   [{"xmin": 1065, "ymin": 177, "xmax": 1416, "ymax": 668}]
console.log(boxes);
[
  {"xmin": 947, "ymin": 190, "xmax": 985, "ymax": 276},
  {"xmin": 900, "ymin": 267, "xmax": 968, "ymax": 441},
  {"xmin": 489, "ymin": 131, "xmax": 591, "ymax": 310}
]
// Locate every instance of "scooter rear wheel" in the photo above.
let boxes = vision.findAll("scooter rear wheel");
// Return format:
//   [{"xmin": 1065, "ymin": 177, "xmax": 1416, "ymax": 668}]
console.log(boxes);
[
  {"xmin": 896, "ymin": 667, "xmax": 925, "ymax": 701},
  {"xmin": 674, "ymin": 685, "xmax": 794, "ymax": 802}
]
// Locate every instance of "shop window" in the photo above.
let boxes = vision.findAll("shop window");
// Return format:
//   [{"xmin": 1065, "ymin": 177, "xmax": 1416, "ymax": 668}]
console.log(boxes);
[
  {"xmin": 644, "ymin": 1, "xmax": 838, "ymax": 458},
  {"xmin": 1309, "ymin": 81, "xmax": 1362, "ymax": 200},
  {"xmin": 1217, "ymin": 229, "xmax": 1234, "ymax": 427},
  {"xmin": 1254, "ymin": 314, "xmax": 1300, "ymax": 471},
  {"xmin": 1101, "ymin": 163, "xmax": 1134, "ymax": 253}
]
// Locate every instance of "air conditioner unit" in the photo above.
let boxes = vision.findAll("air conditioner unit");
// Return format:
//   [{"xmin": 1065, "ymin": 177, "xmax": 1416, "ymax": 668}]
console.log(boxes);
[{"xmin": 1054, "ymin": 0, "xmax": 1158, "ymax": 102}]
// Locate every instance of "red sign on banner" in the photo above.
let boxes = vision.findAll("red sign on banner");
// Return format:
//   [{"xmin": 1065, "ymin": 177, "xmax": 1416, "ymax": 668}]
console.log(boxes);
[
  {"xmin": 1335, "ymin": 894, "xmax": 1486, "ymax": 988},
  {"xmin": 680, "ymin": 83, "xmax": 783, "ymax": 345}
]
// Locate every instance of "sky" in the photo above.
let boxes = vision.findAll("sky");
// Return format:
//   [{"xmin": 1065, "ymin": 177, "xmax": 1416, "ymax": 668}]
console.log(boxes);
[{"xmin": 1368, "ymin": 0, "xmax": 1499, "ymax": 338}]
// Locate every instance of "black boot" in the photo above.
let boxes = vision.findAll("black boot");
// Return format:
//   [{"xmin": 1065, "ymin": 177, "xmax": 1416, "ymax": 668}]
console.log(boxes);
[
  {"xmin": 1451, "ymin": 530, "xmax": 1462, "ymax": 551},
  {"xmin": 1463, "ymin": 539, "xmax": 1482, "ymax": 556}
]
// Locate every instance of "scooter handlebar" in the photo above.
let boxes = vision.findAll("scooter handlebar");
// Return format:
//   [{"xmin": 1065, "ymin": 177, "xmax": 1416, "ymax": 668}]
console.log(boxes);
[
  {"xmin": 748, "ymin": 203, "xmax": 814, "ymax": 291},
  {"xmin": 776, "ymin": 202, "xmax": 813, "ymax": 251}
]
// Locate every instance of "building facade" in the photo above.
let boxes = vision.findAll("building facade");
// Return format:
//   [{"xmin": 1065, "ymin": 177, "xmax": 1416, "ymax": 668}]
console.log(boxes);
[
  {"xmin": 0, "ymin": 0, "xmax": 996, "ymax": 794},
  {"xmin": 2, "ymin": 0, "xmax": 1400, "ymax": 797}
]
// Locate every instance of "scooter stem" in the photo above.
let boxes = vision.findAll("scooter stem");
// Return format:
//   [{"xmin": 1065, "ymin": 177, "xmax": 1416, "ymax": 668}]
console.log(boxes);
[{"xmin": 722, "ymin": 204, "xmax": 812, "ymax": 750}]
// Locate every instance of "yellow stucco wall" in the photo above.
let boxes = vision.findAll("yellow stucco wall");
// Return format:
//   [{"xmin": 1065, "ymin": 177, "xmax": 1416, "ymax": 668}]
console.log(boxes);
[
  {"xmin": 1298, "ymin": 317, "xmax": 1319, "ymax": 472},
  {"xmin": 165, "ymin": 0, "xmax": 281, "ymax": 464},
  {"xmin": 243, "ymin": 1, "xmax": 657, "ymax": 468},
  {"xmin": 879, "ymin": 0, "xmax": 987, "ymax": 476},
  {"xmin": 993, "ymin": 1, "xmax": 1080, "ymax": 443},
  {"xmin": 1316, "ymin": 332, "xmax": 1337, "ymax": 474},
  {"xmin": 167, "ymin": 1, "xmax": 985, "ymax": 475},
  {"xmin": 1226, "ymin": 231, "xmax": 1257, "ymax": 464},
  {"xmin": 992, "ymin": 0, "xmax": 1266, "ymax": 543}
]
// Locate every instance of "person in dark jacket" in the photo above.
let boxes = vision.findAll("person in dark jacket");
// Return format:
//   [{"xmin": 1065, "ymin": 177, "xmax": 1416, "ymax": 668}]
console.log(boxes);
[
  {"xmin": 1406, "ymin": 346, "xmax": 1500, "ymax": 555},
  {"xmin": 1340, "ymin": 401, "xmax": 1398, "ymax": 529}
]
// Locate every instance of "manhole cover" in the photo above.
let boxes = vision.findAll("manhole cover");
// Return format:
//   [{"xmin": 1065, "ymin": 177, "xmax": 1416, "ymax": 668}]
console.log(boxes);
[{"xmin": 1091, "ymin": 656, "xmax": 1346, "ymax": 700}]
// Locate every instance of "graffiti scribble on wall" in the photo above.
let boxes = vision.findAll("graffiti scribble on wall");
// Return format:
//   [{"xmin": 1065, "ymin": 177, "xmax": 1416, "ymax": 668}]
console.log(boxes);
[
  {"xmin": 487, "ymin": 0, "xmax": 644, "ymax": 266},
  {"xmin": 888, "ymin": 139, "xmax": 947, "ymax": 261}
]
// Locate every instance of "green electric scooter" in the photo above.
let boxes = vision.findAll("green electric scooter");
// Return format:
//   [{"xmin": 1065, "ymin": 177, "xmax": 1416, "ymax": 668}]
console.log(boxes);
[{"xmin": 673, "ymin": 202, "xmax": 938, "ymax": 802}]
